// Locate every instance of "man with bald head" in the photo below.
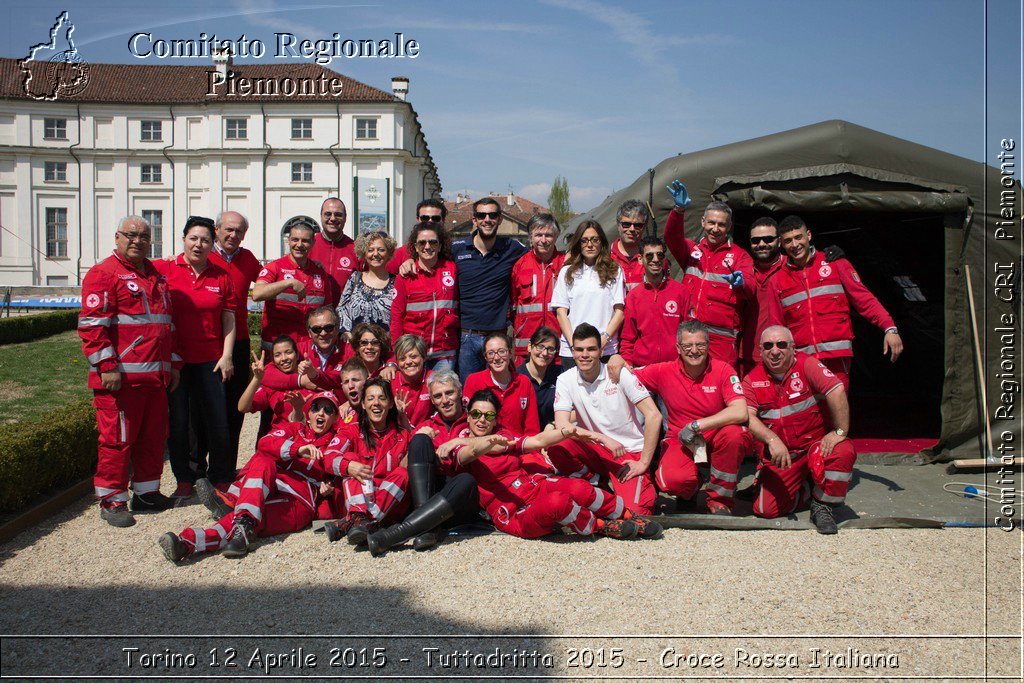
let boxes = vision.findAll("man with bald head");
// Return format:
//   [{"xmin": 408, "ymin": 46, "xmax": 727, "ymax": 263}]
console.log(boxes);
[
  {"xmin": 311, "ymin": 197, "xmax": 361, "ymax": 302},
  {"xmin": 741, "ymin": 325, "xmax": 856, "ymax": 534},
  {"xmin": 208, "ymin": 210, "xmax": 263, "ymax": 465}
]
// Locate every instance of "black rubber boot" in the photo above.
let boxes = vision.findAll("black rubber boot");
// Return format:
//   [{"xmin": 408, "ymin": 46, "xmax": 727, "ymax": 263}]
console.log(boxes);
[
  {"xmin": 408, "ymin": 436, "xmax": 443, "ymax": 550},
  {"xmin": 367, "ymin": 495, "xmax": 454, "ymax": 557}
]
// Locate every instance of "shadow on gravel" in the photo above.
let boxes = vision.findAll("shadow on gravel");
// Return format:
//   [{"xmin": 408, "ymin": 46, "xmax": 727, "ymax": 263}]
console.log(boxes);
[{"xmin": 0, "ymin": 585, "xmax": 554, "ymax": 678}]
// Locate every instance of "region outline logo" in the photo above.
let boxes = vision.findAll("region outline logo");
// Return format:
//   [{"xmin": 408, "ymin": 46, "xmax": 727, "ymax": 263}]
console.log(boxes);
[{"xmin": 21, "ymin": 10, "xmax": 91, "ymax": 101}]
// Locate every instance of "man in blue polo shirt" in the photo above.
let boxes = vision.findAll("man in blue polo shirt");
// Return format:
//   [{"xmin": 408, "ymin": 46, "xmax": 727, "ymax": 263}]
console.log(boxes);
[{"xmin": 452, "ymin": 196, "xmax": 528, "ymax": 382}]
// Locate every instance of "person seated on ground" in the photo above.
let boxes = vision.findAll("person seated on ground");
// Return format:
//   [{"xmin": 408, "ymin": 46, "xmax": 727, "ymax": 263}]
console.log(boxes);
[
  {"xmin": 462, "ymin": 332, "xmax": 540, "ymax": 437},
  {"xmin": 349, "ymin": 322, "xmax": 396, "ymax": 380},
  {"xmin": 741, "ymin": 325, "xmax": 856, "ymax": 534},
  {"xmin": 391, "ymin": 334, "xmax": 433, "ymax": 428},
  {"xmin": 337, "ymin": 357, "xmax": 369, "ymax": 425},
  {"xmin": 322, "ymin": 378, "xmax": 411, "ymax": 546},
  {"xmin": 157, "ymin": 392, "xmax": 347, "ymax": 562},
  {"xmin": 608, "ymin": 320, "xmax": 749, "ymax": 516},
  {"xmin": 365, "ymin": 389, "xmax": 663, "ymax": 556},
  {"xmin": 237, "ymin": 336, "xmax": 308, "ymax": 429},
  {"xmin": 516, "ymin": 326, "xmax": 564, "ymax": 431},
  {"xmin": 545, "ymin": 323, "xmax": 662, "ymax": 516}
]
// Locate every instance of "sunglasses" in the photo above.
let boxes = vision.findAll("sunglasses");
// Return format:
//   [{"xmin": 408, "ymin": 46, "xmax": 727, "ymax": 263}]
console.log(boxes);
[
  {"xmin": 619, "ymin": 221, "xmax": 645, "ymax": 230},
  {"xmin": 309, "ymin": 324, "xmax": 336, "ymax": 335},
  {"xmin": 416, "ymin": 238, "xmax": 440, "ymax": 247},
  {"xmin": 418, "ymin": 214, "xmax": 443, "ymax": 223},
  {"xmin": 323, "ymin": 212, "xmax": 346, "ymax": 218},
  {"xmin": 474, "ymin": 211, "xmax": 500, "ymax": 220},
  {"xmin": 359, "ymin": 339, "xmax": 382, "ymax": 347},
  {"xmin": 469, "ymin": 409, "xmax": 497, "ymax": 421},
  {"xmin": 761, "ymin": 341, "xmax": 791, "ymax": 350},
  {"xmin": 643, "ymin": 252, "xmax": 666, "ymax": 263},
  {"xmin": 309, "ymin": 402, "xmax": 338, "ymax": 416},
  {"xmin": 750, "ymin": 235, "xmax": 777, "ymax": 245}
]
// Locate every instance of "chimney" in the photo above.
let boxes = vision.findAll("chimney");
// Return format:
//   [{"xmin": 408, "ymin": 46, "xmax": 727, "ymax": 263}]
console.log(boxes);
[
  {"xmin": 507, "ymin": 190, "xmax": 516, "ymax": 207},
  {"xmin": 213, "ymin": 47, "xmax": 232, "ymax": 78},
  {"xmin": 392, "ymin": 76, "xmax": 409, "ymax": 101}
]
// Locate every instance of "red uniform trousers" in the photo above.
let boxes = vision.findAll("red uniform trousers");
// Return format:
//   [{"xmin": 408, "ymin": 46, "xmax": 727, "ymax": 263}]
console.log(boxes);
[
  {"xmin": 544, "ymin": 440, "xmax": 656, "ymax": 515},
  {"xmin": 92, "ymin": 386, "xmax": 168, "ymax": 503},
  {"xmin": 654, "ymin": 425, "xmax": 749, "ymax": 509},
  {"xmin": 179, "ymin": 501, "xmax": 314, "ymax": 555},
  {"xmin": 493, "ymin": 476, "xmax": 625, "ymax": 539},
  {"xmin": 341, "ymin": 468, "xmax": 410, "ymax": 524},
  {"xmin": 753, "ymin": 439, "xmax": 856, "ymax": 518}
]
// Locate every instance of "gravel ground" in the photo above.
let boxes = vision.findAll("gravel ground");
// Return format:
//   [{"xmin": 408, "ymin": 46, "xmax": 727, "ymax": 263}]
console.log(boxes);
[{"xmin": 1, "ymin": 413, "xmax": 1020, "ymax": 680}]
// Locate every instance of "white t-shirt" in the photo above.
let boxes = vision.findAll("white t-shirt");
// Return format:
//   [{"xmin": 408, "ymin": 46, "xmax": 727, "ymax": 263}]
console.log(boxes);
[
  {"xmin": 550, "ymin": 262, "xmax": 625, "ymax": 357},
  {"xmin": 553, "ymin": 365, "xmax": 649, "ymax": 453}
]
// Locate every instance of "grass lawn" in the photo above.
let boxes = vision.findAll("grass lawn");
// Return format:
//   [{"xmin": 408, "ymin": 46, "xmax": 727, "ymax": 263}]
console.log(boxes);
[{"xmin": 0, "ymin": 331, "xmax": 91, "ymax": 424}]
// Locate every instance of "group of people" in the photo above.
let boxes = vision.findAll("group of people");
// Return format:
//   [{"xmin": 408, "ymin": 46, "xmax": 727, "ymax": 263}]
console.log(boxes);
[{"xmin": 77, "ymin": 181, "xmax": 905, "ymax": 561}]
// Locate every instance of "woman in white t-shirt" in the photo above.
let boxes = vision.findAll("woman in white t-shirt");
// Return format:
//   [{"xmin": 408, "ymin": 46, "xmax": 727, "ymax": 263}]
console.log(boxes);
[{"xmin": 550, "ymin": 220, "xmax": 625, "ymax": 367}]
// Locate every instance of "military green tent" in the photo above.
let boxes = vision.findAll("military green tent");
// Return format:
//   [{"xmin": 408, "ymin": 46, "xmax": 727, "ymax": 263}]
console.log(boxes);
[{"xmin": 570, "ymin": 120, "xmax": 1021, "ymax": 462}]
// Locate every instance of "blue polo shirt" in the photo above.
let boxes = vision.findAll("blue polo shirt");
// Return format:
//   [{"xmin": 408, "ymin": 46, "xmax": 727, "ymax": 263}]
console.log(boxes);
[
  {"xmin": 516, "ymin": 362, "xmax": 564, "ymax": 427},
  {"xmin": 451, "ymin": 231, "xmax": 527, "ymax": 330}
]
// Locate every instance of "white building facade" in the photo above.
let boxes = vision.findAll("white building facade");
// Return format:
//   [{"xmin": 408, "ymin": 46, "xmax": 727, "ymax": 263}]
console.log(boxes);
[{"xmin": 0, "ymin": 58, "xmax": 440, "ymax": 286}]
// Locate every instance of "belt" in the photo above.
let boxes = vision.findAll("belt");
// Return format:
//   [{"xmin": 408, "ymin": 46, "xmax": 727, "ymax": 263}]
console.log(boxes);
[{"xmin": 461, "ymin": 327, "xmax": 506, "ymax": 336}]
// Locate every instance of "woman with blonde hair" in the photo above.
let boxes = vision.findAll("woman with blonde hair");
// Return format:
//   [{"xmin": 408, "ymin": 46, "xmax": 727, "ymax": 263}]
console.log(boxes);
[
  {"xmin": 338, "ymin": 230, "xmax": 397, "ymax": 342},
  {"xmin": 550, "ymin": 220, "xmax": 625, "ymax": 367}
]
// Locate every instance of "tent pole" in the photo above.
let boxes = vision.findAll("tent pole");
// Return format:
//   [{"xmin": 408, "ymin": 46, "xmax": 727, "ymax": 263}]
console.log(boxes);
[{"xmin": 964, "ymin": 264, "xmax": 994, "ymax": 459}]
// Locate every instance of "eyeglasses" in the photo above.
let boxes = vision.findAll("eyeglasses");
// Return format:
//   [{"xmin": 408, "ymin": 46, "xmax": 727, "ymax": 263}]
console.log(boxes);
[
  {"xmin": 418, "ymin": 214, "xmax": 443, "ymax": 223},
  {"xmin": 323, "ymin": 212, "xmax": 346, "ymax": 218},
  {"xmin": 678, "ymin": 342, "xmax": 710, "ymax": 351},
  {"xmin": 579, "ymin": 236, "xmax": 601, "ymax": 246},
  {"xmin": 416, "ymin": 238, "xmax": 439, "ymax": 248},
  {"xmin": 117, "ymin": 231, "xmax": 152, "ymax": 242},
  {"xmin": 474, "ymin": 211, "xmax": 500, "ymax": 220},
  {"xmin": 359, "ymin": 339, "xmax": 382, "ymax": 347},
  {"xmin": 643, "ymin": 252, "xmax": 666, "ymax": 263},
  {"xmin": 532, "ymin": 344, "xmax": 558, "ymax": 355},
  {"xmin": 469, "ymin": 409, "xmax": 497, "ymax": 421},
  {"xmin": 485, "ymin": 349, "xmax": 510, "ymax": 359},
  {"xmin": 750, "ymin": 235, "xmax": 777, "ymax": 245},
  {"xmin": 309, "ymin": 402, "xmax": 338, "ymax": 416},
  {"xmin": 619, "ymin": 221, "xmax": 645, "ymax": 230},
  {"xmin": 761, "ymin": 341, "xmax": 791, "ymax": 350},
  {"xmin": 309, "ymin": 324, "xmax": 336, "ymax": 335}
]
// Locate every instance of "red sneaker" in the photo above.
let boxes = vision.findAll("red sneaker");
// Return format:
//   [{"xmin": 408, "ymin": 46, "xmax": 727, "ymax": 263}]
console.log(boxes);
[
  {"xmin": 595, "ymin": 518, "xmax": 638, "ymax": 540},
  {"xmin": 705, "ymin": 500, "xmax": 733, "ymax": 516}
]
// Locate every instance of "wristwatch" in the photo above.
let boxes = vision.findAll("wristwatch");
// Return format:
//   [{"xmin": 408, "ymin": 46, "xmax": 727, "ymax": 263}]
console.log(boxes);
[
  {"xmin": 884, "ymin": 326, "xmax": 899, "ymax": 335},
  {"xmin": 690, "ymin": 420, "xmax": 701, "ymax": 433},
  {"xmin": 834, "ymin": 428, "xmax": 847, "ymax": 437}
]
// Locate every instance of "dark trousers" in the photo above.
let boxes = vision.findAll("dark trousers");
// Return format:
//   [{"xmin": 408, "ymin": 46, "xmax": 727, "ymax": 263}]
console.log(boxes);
[
  {"xmin": 408, "ymin": 433, "xmax": 480, "ymax": 525},
  {"xmin": 169, "ymin": 361, "xmax": 232, "ymax": 486},
  {"xmin": 193, "ymin": 339, "xmax": 250, "ymax": 470}
]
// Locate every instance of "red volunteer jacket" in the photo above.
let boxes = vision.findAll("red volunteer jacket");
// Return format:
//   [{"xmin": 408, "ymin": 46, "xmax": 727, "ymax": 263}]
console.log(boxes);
[
  {"xmin": 740, "ymin": 256, "xmax": 785, "ymax": 364},
  {"xmin": 741, "ymin": 352, "xmax": 844, "ymax": 455},
  {"xmin": 390, "ymin": 260, "xmax": 459, "ymax": 361},
  {"xmin": 249, "ymin": 420, "xmax": 343, "ymax": 511},
  {"xmin": 79, "ymin": 250, "xmax": 176, "ymax": 389},
  {"xmin": 610, "ymin": 239, "xmax": 645, "ymax": 292},
  {"xmin": 510, "ymin": 250, "xmax": 565, "ymax": 359},
  {"xmin": 761, "ymin": 250, "xmax": 895, "ymax": 359},
  {"xmin": 324, "ymin": 422, "xmax": 410, "ymax": 480},
  {"xmin": 392, "ymin": 369, "xmax": 433, "ymax": 427},
  {"xmin": 619, "ymin": 277, "xmax": 689, "ymax": 366}
]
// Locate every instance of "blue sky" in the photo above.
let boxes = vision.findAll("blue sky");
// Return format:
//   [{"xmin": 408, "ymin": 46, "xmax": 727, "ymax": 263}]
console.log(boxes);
[{"xmin": 2, "ymin": 0, "xmax": 1020, "ymax": 212}]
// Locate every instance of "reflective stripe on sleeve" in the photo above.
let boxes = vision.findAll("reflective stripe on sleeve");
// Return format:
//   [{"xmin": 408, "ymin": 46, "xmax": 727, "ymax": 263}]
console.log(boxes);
[
  {"xmin": 78, "ymin": 317, "xmax": 111, "ymax": 328},
  {"xmin": 114, "ymin": 313, "xmax": 172, "ymax": 325},
  {"xmin": 87, "ymin": 347, "xmax": 116, "ymax": 365},
  {"xmin": 796, "ymin": 340, "xmax": 853, "ymax": 354}
]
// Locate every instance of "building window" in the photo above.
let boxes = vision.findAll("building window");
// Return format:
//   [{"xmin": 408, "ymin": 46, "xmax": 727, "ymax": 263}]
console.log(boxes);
[
  {"xmin": 46, "ymin": 207, "xmax": 67, "ymax": 258},
  {"xmin": 47, "ymin": 276, "xmax": 69, "ymax": 286},
  {"xmin": 44, "ymin": 161, "xmax": 67, "ymax": 182},
  {"xmin": 142, "ymin": 209, "xmax": 163, "ymax": 259},
  {"xmin": 291, "ymin": 162, "xmax": 313, "ymax": 182},
  {"xmin": 140, "ymin": 120, "xmax": 162, "ymax": 141},
  {"xmin": 225, "ymin": 118, "xmax": 247, "ymax": 140},
  {"xmin": 291, "ymin": 118, "xmax": 312, "ymax": 139},
  {"xmin": 355, "ymin": 118, "xmax": 378, "ymax": 140},
  {"xmin": 141, "ymin": 163, "xmax": 162, "ymax": 184},
  {"xmin": 44, "ymin": 118, "xmax": 67, "ymax": 140}
]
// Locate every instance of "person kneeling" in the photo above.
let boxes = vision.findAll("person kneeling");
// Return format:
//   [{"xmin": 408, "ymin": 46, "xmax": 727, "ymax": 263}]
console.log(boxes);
[
  {"xmin": 366, "ymin": 389, "xmax": 663, "ymax": 556},
  {"xmin": 157, "ymin": 392, "xmax": 346, "ymax": 561},
  {"xmin": 323, "ymin": 378, "xmax": 411, "ymax": 546}
]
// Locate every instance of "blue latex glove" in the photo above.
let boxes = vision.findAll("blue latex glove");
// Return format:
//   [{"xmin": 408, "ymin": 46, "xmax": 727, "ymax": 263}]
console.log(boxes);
[
  {"xmin": 724, "ymin": 271, "xmax": 745, "ymax": 288},
  {"xmin": 666, "ymin": 180, "xmax": 692, "ymax": 208}
]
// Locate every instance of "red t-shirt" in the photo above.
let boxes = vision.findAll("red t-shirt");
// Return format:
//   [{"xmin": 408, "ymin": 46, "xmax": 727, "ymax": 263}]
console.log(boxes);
[
  {"xmin": 392, "ymin": 369, "xmax": 433, "ymax": 428},
  {"xmin": 309, "ymin": 233, "xmax": 361, "ymax": 302},
  {"xmin": 209, "ymin": 246, "xmax": 262, "ymax": 341},
  {"xmin": 256, "ymin": 255, "xmax": 334, "ymax": 345},
  {"xmin": 633, "ymin": 358, "xmax": 745, "ymax": 442},
  {"xmin": 462, "ymin": 370, "xmax": 541, "ymax": 437},
  {"xmin": 153, "ymin": 254, "xmax": 235, "ymax": 364}
]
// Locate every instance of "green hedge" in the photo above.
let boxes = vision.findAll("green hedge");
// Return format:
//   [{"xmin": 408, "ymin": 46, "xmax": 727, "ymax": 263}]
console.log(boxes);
[
  {"xmin": 0, "ymin": 398, "xmax": 98, "ymax": 512},
  {"xmin": 0, "ymin": 310, "xmax": 80, "ymax": 345},
  {"xmin": 248, "ymin": 311, "xmax": 261, "ymax": 339}
]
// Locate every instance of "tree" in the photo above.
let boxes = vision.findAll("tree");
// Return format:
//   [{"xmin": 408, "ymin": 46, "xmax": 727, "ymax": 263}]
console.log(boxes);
[{"xmin": 547, "ymin": 176, "xmax": 572, "ymax": 226}]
